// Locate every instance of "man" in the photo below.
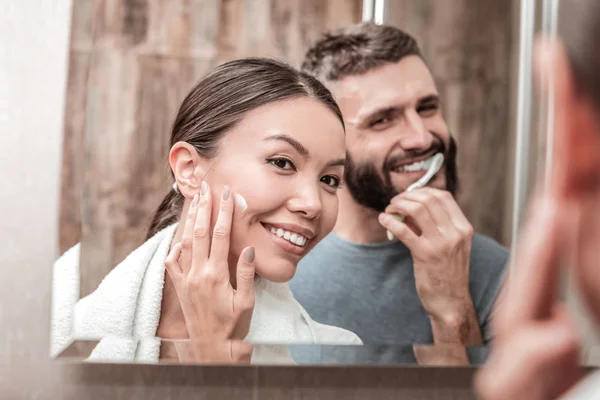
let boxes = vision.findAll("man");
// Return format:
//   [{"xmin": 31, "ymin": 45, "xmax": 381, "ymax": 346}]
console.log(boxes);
[
  {"xmin": 476, "ymin": 1, "xmax": 600, "ymax": 398},
  {"xmin": 289, "ymin": 23, "xmax": 508, "ymax": 359}
]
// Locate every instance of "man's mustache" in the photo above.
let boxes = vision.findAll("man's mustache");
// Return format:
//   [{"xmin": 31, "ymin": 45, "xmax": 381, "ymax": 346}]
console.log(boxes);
[{"xmin": 383, "ymin": 141, "xmax": 446, "ymax": 171}]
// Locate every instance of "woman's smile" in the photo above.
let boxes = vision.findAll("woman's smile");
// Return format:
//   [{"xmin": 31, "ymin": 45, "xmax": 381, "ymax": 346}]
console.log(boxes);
[{"xmin": 260, "ymin": 222, "xmax": 314, "ymax": 256}]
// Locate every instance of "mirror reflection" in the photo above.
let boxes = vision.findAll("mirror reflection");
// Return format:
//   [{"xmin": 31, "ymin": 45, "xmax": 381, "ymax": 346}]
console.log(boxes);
[{"xmin": 52, "ymin": 0, "xmax": 520, "ymax": 366}]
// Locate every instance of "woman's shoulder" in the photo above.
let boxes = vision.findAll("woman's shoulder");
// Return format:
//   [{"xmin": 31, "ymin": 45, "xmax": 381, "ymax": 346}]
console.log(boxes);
[
  {"xmin": 291, "ymin": 298, "xmax": 362, "ymax": 345},
  {"xmin": 311, "ymin": 320, "xmax": 363, "ymax": 345}
]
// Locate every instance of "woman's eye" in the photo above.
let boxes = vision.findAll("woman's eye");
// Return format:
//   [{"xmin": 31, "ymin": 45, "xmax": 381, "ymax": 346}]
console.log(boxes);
[
  {"xmin": 268, "ymin": 157, "xmax": 296, "ymax": 171},
  {"xmin": 321, "ymin": 175, "xmax": 341, "ymax": 188}
]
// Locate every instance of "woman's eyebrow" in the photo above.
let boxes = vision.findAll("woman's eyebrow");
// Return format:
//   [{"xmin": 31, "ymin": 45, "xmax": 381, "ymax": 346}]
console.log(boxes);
[
  {"xmin": 327, "ymin": 159, "xmax": 346, "ymax": 168},
  {"xmin": 263, "ymin": 134, "xmax": 345, "ymax": 168},
  {"xmin": 263, "ymin": 134, "xmax": 309, "ymax": 156}
]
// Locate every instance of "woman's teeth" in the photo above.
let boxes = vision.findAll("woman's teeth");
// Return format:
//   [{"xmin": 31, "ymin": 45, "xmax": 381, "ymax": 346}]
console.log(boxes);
[{"xmin": 269, "ymin": 227, "xmax": 308, "ymax": 247}]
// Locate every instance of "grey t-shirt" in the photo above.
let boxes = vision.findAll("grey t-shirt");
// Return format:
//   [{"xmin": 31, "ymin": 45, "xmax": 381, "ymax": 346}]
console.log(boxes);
[{"xmin": 289, "ymin": 232, "xmax": 508, "ymax": 364}]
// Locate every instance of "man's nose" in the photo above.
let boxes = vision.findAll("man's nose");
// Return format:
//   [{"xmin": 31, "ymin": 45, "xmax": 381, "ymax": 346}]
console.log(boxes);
[{"xmin": 397, "ymin": 110, "xmax": 433, "ymax": 151}]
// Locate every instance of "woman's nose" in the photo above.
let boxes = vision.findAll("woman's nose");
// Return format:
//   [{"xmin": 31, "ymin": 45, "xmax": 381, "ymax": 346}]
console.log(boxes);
[{"xmin": 287, "ymin": 185, "xmax": 322, "ymax": 219}]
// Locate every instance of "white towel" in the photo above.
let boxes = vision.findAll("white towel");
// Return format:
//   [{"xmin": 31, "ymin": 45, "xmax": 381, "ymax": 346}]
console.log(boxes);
[{"xmin": 51, "ymin": 223, "xmax": 362, "ymax": 364}]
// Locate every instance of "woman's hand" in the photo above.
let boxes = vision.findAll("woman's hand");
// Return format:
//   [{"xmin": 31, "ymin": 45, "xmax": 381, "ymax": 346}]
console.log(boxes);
[
  {"xmin": 171, "ymin": 339, "xmax": 254, "ymax": 365},
  {"xmin": 165, "ymin": 181, "xmax": 256, "ymax": 349}
]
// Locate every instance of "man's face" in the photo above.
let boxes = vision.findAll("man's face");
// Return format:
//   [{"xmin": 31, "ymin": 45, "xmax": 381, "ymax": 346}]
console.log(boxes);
[{"xmin": 331, "ymin": 56, "xmax": 458, "ymax": 212}]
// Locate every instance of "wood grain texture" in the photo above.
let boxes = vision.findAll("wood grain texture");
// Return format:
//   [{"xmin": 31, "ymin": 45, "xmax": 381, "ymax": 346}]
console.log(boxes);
[
  {"xmin": 59, "ymin": 0, "xmax": 361, "ymax": 296},
  {"xmin": 386, "ymin": 0, "xmax": 514, "ymax": 246}
]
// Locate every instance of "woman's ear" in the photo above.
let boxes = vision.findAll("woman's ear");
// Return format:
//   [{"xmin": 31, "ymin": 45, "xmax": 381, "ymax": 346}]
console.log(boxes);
[
  {"xmin": 534, "ymin": 37, "xmax": 600, "ymax": 200},
  {"xmin": 169, "ymin": 142, "xmax": 207, "ymax": 199}
]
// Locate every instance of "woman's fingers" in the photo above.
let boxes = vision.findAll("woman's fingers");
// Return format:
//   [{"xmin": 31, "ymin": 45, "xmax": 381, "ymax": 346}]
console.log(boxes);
[
  {"xmin": 231, "ymin": 247, "xmax": 256, "ymax": 340},
  {"xmin": 180, "ymin": 193, "xmax": 200, "ymax": 275},
  {"xmin": 165, "ymin": 242, "xmax": 183, "ymax": 282},
  {"xmin": 191, "ymin": 181, "xmax": 212, "ymax": 271},
  {"xmin": 208, "ymin": 186, "xmax": 234, "ymax": 267},
  {"xmin": 236, "ymin": 247, "xmax": 256, "ymax": 301}
]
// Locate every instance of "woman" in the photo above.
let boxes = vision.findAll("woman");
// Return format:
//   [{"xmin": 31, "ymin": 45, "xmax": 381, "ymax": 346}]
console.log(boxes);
[{"xmin": 51, "ymin": 58, "xmax": 362, "ymax": 364}]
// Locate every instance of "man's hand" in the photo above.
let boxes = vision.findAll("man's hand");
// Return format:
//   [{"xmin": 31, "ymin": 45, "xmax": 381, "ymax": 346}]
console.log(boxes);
[
  {"xmin": 378, "ymin": 187, "xmax": 482, "ymax": 345},
  {"xmin": 474, "ymin": 193, "xmax": 582, "ymax": 400}
]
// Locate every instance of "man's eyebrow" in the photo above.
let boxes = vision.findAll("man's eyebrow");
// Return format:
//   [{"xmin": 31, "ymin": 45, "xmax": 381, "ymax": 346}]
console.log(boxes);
[
  {"xmin": 418, "ymin": 94, "xmax": 440, "ymax": 105},
  {"xmin": 262, "ymin": 134, "xmax": 309, "ymax": 156},
  {"xmin": 355, "ymin": 93, "xmax": 441, "ymax": 125},
  {"xmin": 356, "ymin": 106, "xmax": 399, "ymax": 126}
]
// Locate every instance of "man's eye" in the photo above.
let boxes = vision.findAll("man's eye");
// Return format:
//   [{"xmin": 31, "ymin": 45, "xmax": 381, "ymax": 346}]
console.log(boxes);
[
  {"xmin": 370, "ymin": 117, "xmax": 391, "ymax": 127},
  {"xmin": 268, "ymin": 157, "xmax": 296, "ymax": 171},
  {"xmin": 418, "ymin": 104, "xmax": 438, "ymax": 115}
]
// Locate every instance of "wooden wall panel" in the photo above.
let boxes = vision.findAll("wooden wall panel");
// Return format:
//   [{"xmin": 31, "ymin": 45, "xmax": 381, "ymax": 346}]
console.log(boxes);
[
  {"xmin": 385, "ymin": 0, "xmax": 515, "ymax": 246},
  {"xmin": 59, "ymin": 0, "xmax": 362, "ymax": 296},
  {"xmin": 61, "ymin": 0, "xmax": 516, "ymax": 296}
]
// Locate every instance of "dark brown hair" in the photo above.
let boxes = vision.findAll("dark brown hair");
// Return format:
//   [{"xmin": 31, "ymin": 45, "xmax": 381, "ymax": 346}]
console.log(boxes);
[
  {"xmin": 146, "ymin": 57, "xmax": 345, "ymax": 239},
  {"xmin": 301, "ymin": 22, "xmax": 422, "ymax": 82},
  {"xmin": 559, "ymin": 0, "xmax": 600, "ymax": 108}
]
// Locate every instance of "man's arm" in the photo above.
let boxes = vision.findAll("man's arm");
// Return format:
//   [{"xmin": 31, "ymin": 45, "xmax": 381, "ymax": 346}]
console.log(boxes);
[{"xmin": 380, "ymin": 188, "xmax": 483, "ymax": 346}]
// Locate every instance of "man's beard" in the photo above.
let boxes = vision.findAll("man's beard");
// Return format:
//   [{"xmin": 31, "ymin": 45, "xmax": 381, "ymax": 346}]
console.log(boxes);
[{"xmin": 344, "ymin": 137, "xmax": 459, "ymax": 213}]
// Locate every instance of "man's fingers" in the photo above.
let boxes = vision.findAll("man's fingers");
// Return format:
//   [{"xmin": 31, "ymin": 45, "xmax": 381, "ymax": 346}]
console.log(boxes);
[
  {"xmin": 379, "ymin": 212, "xmax": 422, "ymax": 249},
  {"xmin": 386, "ymin": 197, "xmax": 441, "ymax": 238},
  {"xmin": 398, "ymin": 189, "xmax": 453, "ymax": 227}
]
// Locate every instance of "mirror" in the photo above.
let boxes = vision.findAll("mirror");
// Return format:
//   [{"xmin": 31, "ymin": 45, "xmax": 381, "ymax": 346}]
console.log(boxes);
[{"xmin": 51, "ymin": 0, "xmax": 554, "ymax": 366}]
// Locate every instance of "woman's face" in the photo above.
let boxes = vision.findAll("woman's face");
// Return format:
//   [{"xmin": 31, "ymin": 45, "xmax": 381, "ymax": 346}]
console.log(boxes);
[{"xmin": 201, "ymin": 98, "xmax": 346, "ymax": 282}]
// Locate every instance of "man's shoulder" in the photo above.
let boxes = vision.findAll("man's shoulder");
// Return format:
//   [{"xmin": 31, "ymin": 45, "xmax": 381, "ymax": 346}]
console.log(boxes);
[
  {"xmin": 298, "ymin": 234, "xmax": 343, "ymax": 265},
  {"xmin": 469, "ymin": 233, "xmax": 509, "ymax": 314},
  {"xmin": 471, "ymin": 233, "xmax": 510, "ymax": 268}
]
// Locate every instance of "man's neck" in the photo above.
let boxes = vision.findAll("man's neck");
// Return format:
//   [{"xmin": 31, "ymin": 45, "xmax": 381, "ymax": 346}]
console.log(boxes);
[{"xmin": 333, "ymin": 189, "xmax": 391, "ymax": 243}]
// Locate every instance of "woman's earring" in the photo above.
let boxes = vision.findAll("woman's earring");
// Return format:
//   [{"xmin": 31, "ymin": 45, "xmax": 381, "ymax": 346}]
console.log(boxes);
[{"xmin": 172, "ymin": 182, "xmax": 179, "ymax": 193}]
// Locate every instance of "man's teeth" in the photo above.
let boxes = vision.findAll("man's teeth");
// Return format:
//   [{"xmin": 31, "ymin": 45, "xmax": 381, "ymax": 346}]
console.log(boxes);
[
  {"xmin": 269, "ymin": 227, "xmax": 308, "ymax": 247},
  {"xmin": 396, "ymin": 156, "xmax": 434, "ymax": 172}
]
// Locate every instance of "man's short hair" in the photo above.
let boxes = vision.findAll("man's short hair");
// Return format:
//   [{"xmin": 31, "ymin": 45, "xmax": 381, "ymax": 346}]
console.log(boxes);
[
  {"xmin": 560, "ymin": 1, "xmax": 600, "ymax": 108},
  {"xmin": 301, "ymin": 22, "xmax": 423, "ymax": 83}
]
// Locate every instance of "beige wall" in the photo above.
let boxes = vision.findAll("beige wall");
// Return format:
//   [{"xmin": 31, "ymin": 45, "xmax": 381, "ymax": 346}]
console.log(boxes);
[{"xmin": 0, "ymin": 1, "xmax": 483, "ymax": 398}]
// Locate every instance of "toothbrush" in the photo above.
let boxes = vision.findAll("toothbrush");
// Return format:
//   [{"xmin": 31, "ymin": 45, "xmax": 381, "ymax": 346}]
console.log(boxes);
[{"xmin": 386, "ymin": 153, "xmax": 445, "ymax": 241}]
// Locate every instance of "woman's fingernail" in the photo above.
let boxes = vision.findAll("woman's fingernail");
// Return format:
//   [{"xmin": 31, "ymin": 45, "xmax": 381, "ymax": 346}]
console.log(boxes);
[
  {"xmin": 190, "ymin": 194, "xmax": 199, "ymax": 208},
  {"xmin": 234, "ymin": 194, "xmax": 248, "ymax": 211},
  {"xmin": 244, "ymin": 247, "xmax": 255, "ymax": 263},
  {"xmin": 222, "ymin": 185, "xmax": 230, "ymax": 201},
  {"xmin": 201, "ymin": 180, "xmax": 208, "ymax": 196}
]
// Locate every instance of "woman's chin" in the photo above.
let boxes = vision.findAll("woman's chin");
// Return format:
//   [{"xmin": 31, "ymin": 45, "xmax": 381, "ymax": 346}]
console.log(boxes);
[{"xmin": 255, "ymin": 260, "xmax": 298, "ymax": 283}]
